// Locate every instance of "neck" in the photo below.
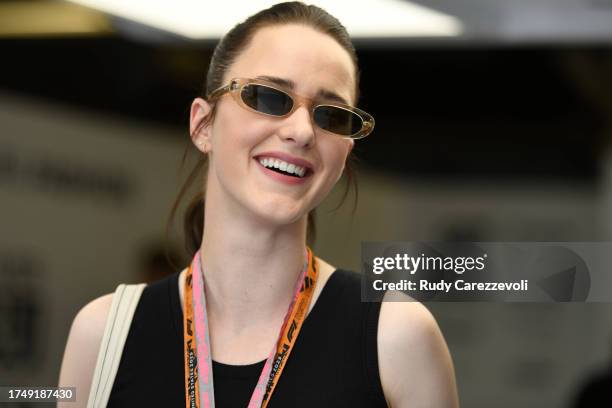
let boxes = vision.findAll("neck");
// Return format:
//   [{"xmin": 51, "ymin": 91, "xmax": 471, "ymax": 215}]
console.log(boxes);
[{"xmin": 198, "ymin": 195, "xmax": 308, "ymax": 333}]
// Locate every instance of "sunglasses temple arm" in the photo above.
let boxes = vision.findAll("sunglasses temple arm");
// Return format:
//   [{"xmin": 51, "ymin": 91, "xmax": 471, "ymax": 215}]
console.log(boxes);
[{"xmin": 207, "ymin": 84, "xmax": 233, "ymax": 100}]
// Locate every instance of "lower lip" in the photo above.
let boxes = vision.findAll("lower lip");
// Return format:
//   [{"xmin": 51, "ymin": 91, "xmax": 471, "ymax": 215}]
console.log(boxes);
[{"xmin": 255, "ymin": 159, "xmax": 310, "ymax": 185}]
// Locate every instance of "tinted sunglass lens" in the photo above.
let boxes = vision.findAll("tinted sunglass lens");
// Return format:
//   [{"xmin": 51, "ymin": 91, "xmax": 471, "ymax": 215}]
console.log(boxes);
[
  {"xmin": 240, "ymin": 85, "xmax": 293, "ymax": 116},
  {"xmin": 313, "ymin": 106, "xmax": 363, "ymax": 137}
]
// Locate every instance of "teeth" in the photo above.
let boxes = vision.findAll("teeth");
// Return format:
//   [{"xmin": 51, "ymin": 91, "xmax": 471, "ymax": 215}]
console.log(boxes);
[{"xmin": 258, "ymin": 157, "xmax": 307, "ymax": 177}]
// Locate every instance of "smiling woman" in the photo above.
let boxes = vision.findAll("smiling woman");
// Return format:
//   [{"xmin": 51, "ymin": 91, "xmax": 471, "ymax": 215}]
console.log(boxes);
[{"xmin": 57, "ymin": 2, "xmax": 459, "ymax": 408}]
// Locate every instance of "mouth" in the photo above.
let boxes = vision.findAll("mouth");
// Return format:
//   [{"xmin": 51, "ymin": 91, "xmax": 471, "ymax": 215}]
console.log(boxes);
[{"xmin": 254, "ymin": 156, "xmax": 313, "ymax": 179}]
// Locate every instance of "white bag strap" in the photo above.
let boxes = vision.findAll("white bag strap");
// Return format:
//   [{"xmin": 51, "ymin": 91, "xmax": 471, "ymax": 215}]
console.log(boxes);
[{"xmin": 87, "ymin": 283, "xmax": 146, "ymax": 408}]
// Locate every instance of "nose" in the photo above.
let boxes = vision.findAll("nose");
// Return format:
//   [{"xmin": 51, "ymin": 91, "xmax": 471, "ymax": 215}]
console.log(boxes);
[{"xmin": 277, "ymin": 105, "xmax": 315, "ymax": 148}]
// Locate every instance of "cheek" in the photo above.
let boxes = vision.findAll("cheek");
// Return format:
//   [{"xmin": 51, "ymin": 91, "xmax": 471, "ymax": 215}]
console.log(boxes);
[
  {"xmin": 321, "ymin": 139, "xmax": 353, "ymax": 182},
  {"xmin": 210, "ymin": 105, "xmax": 267, "ymax": 158}
]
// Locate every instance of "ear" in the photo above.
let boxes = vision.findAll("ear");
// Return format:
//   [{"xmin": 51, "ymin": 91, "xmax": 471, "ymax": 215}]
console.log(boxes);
[{"xmin": 190, "ymin": 97, "xmax": 213, "ymax": 153}]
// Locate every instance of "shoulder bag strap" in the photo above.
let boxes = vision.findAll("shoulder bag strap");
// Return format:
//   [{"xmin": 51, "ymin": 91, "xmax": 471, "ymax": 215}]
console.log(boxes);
[{"xmin": 87, "ymin": 283, "xmax": 146, "ymax": 408}]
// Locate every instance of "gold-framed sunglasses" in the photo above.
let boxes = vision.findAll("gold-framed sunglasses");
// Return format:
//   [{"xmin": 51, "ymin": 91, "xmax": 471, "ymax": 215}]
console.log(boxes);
[{"xmin": 208, "ymin": 78, "xmax": 374, "ymax": 139}]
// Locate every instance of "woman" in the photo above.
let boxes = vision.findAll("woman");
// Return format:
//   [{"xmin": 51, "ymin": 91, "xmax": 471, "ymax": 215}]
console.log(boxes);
[{"xmin": 59, "ymin": 2, "xmax": 459, "ymax": 407}]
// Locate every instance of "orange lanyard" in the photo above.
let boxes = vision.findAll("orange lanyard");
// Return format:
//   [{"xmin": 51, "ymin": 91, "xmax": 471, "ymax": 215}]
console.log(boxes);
[{"xmin": 183, "ymin": 248, "xmax": 318, "ymax": 408}]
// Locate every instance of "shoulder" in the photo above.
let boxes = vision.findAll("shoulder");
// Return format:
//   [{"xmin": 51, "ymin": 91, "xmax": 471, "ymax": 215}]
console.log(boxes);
[
  {"xmin": 377, "ymin": 291, "xmax": 459, "ymax": 408},
  {"xmin": 62, "ymin": 293, "xmax": 114, "ymax": 360},
  {"xmin": 58, "ymin": 293, "xmax": 115, "ymax": 407},
  {"xmin": 73, "ymin": 293, "xmax": 115, "ymax": 337}
]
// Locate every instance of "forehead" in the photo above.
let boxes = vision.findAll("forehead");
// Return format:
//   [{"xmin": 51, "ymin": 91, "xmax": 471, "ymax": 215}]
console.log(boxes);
[{"xmin": 226, "ymin": 24, "xmax": 356, "ymax": 104}]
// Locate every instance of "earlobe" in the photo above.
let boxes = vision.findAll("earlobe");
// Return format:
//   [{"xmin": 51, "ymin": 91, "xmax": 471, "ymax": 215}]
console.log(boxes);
[{"xmin": 190, "ymin": 97, "xmax": 213, "ymax": 153}]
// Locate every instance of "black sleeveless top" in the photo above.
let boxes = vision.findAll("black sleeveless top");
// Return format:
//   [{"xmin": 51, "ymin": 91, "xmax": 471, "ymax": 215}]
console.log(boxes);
[{"xmin": 107, "ymin": 269, "xmax": 388, "ymax": 407}]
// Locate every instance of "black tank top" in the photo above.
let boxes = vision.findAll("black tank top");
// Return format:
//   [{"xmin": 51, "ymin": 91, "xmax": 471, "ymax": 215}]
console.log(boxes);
[{"xmin": 107, "ymin": 269, "xmax": 388, "ymax": 407}]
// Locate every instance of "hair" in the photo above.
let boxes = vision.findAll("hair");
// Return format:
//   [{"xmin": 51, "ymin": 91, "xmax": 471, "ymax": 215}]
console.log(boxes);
[{"xmin": 167, "ymin": 2, "xmax": 361, "ymax": 259}]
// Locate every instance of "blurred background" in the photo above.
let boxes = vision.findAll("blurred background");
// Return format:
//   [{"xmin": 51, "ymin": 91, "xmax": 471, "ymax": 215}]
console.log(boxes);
[{"xmin": 1, "ymin": 0, "xmax": 612, "ymax": 407}]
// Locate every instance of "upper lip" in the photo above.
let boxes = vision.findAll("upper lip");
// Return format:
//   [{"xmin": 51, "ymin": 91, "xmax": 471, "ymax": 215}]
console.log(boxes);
[{"xmin": 255, "ymin": 151, "xmax": 315, "ymax": 172}]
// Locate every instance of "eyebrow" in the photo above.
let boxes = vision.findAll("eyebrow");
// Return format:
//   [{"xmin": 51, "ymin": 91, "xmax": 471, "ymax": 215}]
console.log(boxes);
[{"xmin": 254, "ymin": 75, "xmax": 350, "ymax": 105}]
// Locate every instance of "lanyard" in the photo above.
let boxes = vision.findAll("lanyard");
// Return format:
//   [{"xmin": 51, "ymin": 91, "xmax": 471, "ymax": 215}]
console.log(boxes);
[{"xmin": 183, "ymin": 248, "xmax": 318, "ymax": 408}]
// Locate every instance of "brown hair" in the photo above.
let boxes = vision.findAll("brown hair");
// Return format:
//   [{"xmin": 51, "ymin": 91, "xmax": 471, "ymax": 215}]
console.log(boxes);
[{"xmin": 168, "ymin": 2, "xmax": 360, "ymax": 259}]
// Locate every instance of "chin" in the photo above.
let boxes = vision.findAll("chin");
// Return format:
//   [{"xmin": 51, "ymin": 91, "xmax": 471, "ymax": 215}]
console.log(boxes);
[{"xmin": 252, "ymin": 201, "xmax": 309, "ymax": 228}]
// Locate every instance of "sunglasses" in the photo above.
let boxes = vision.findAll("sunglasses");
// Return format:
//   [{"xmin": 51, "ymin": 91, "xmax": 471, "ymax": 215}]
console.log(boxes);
[{"xmin": 207, "ymin": 78, "xmax": 374, "ymax": 139}]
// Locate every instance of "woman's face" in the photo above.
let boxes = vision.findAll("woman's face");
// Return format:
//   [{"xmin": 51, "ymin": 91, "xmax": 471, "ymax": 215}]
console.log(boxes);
[{"xmin": 192, "ymin": 24, "xmax": 356, "ymax": 227}]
